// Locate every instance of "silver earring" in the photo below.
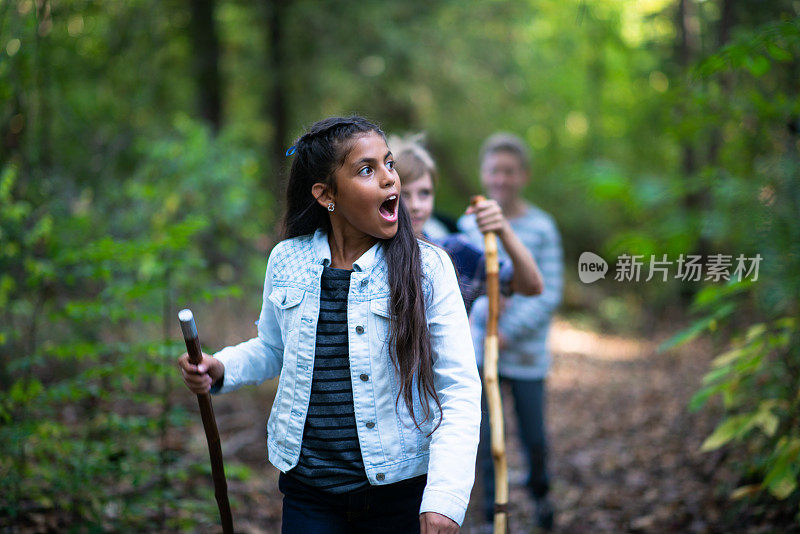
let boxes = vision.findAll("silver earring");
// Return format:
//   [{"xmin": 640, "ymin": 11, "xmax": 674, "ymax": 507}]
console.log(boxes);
[{"xmin": 327, "ymin": 202, "xmax": 335, "ymax": 212}]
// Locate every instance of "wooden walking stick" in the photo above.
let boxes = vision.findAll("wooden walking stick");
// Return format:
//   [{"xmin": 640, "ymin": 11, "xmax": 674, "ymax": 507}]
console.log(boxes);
[
  {"xmin": 178, "ymin": 309, "xmax": 234, "ymax": 534},
  {"xmin": 472, "ymin": 196, "xmax": 509, "ymax": 534}
]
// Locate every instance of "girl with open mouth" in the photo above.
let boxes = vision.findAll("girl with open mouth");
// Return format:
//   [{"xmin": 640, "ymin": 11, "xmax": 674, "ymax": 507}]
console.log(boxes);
[{"xmin": 178, "ymin": 116, "xmax": 481, "ymax": 534}]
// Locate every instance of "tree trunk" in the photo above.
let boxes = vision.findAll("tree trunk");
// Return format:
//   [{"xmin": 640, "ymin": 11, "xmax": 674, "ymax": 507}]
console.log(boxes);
[
  {"xmin": 677, "ymin": 0, "xmax": 705, "ymax": 235},
  {"xmin": 707, "ymin": 0, "xmax": 734, "ymax": 164},
  {"xmin": 35, "ymin": 0, "xmax": 52, "ymax": 172},
  {"xmin": 676, "ymin": 0, "xmax": 708, "ymax": 302},
  {"xmin": 677, "ymin": 0, "xmax": 699, "ymax": 177},
  {"xmin": 265, "ymin": 0, "xmax": 289, "ymax": 203},
  {"xmin": 189, "ymin": 0, "xmax": 222, "ymax": 131},
  {"xmin": 585, "ymin": 5, "xmax": 605, "ymax": 160}
]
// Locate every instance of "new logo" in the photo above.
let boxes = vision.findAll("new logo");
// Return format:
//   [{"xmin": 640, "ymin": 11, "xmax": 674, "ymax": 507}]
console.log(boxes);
[{"xmin": 578, "ymin": 252, "xmax": 608, "ymax": 283}]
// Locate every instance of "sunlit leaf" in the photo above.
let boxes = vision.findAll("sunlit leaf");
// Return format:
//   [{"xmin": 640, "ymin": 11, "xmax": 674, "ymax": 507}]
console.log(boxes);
[
  {"xmin": 701, "ymin": 414, "xmax": 757, "ymax": 452},
  {"xmin": 730, "ymin": 484, "xmax": 762, "ymax": 500}
]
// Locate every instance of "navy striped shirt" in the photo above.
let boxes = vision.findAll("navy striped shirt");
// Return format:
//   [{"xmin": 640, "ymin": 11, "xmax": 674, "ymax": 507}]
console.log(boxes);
[{"xmin": 286, "ymin": 266, "xmax": 368, "ymax": 493}]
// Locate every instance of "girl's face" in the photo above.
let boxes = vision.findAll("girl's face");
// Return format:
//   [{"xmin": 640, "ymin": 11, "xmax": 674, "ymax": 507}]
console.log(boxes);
[
  {"xmin": 323, "ymin": 131, "xmax": 401, "ymax": 241},
  {"xmin": 400, "ymin": 172, "xmax": 434, "ymax": 237}
]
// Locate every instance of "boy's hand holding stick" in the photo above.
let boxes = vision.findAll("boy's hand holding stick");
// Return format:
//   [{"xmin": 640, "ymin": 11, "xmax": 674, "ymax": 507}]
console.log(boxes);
[
  {"xmin": 178, "ymin": 309, "xmax": 234, "ymax": 534},
  {"xmin": 471, "ymin": 196, "xmax": 509, "ymax": 534}
]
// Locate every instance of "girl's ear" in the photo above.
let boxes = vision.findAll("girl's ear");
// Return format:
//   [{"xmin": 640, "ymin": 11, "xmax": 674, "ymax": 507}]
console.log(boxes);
[{"xmin": 311, "ymin": 182, "xmax": 333, "ymax": 209}]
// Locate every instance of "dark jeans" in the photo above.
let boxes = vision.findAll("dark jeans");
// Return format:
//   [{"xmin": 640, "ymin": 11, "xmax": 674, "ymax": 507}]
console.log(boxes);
[
  {"xmin": 279, "ymin": 472, "xmax": 427, "ymax": 533},
  {"xmin": 479, "ymin": 377, "xmax": 549, "ymax": 520}
]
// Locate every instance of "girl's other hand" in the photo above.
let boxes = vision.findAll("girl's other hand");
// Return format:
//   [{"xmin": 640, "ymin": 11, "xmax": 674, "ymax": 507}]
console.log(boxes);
[
  {"xmin": 419, "ymin": 512, "xmax": 459, "ymax": 534},
  {"xmin": 465, "ymin": 198, "xmax": 508, "ymax": 236},
  {"xmin": 177, "ymin": 352, "xmax": 224, "ymax": 394}
]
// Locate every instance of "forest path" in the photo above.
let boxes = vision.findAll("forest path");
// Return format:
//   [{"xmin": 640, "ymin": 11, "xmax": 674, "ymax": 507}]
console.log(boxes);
[{"xmin": 459, "ymin": 319, "xmax": 726, "ymax": 533}]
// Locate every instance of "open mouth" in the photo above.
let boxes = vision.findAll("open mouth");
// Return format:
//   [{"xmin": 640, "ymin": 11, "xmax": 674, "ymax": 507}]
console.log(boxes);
[{"xmin": 379, "ymin": 194, "xmax": 399, "ymax": 222}]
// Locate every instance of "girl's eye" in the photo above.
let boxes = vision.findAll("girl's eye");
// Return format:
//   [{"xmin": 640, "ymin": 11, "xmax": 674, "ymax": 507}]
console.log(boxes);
[
  {"xmin": 420, "ymin": 189, "xmax": 432, "ymax": 198},
  {"xmin": 386, "ymin": 160, "xmax": 395, "ymax": 170},
  {"xmin": 358, "ymin": 166, "xmax": 373, "ymax": 177}
]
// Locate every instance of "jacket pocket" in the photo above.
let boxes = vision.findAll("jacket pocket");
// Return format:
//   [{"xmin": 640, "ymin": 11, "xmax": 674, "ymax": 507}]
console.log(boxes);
[
  {"xmin": 268, "ymin": 285, "xmax": 305, "ymax": 326},
  {"xmin": 369, "ymin": 297, "xmax": 393, "ymax": 356},
  {"xmin": 268, "ymin": 286, "xmax": 305, "ymax": 309},
  {"xmin": 369, "ymin": 297, "xmax": 392, "ymax": 319},
  {"xmin": 267, "ymin": 285, "xmax": 306, "ymax": 351}
]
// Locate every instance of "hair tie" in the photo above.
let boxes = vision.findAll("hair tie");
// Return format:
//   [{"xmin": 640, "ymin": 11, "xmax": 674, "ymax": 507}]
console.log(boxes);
[{"xmin": 285, "ymin": 145, "xmax": 296, "ymax": 157}]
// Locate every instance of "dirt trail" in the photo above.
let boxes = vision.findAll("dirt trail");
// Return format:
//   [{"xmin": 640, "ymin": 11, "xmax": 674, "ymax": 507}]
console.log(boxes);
[
  {"xmin": 203, "ymin": 319, "xmax": 739, "ymax": 533},
  {"xmin": 461, "ymin": 319, "xmax": 727, "ymax": 533}
]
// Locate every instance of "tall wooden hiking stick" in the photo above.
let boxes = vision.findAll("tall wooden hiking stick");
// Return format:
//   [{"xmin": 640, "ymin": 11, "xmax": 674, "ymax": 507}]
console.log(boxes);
[
  {"xmin": 472, "ymin": 196, "xmax": 509, "ymax": 534},
  {"xmin": 178, "ymin": 309, "xmax": 234, "ymax": 534}
]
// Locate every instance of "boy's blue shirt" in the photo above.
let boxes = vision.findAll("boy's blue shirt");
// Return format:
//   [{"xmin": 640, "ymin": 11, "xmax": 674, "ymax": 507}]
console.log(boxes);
[
  {"xmin": 458, "ymin": 202, "xmax": 563, "ymax": 380},
  {"xmin": 211, "ymin": 228, "xmax": 481, "ymax": 526},
  {"xmin": 430, "ymin": 233, "xmax": 513, "ymax": 313}
]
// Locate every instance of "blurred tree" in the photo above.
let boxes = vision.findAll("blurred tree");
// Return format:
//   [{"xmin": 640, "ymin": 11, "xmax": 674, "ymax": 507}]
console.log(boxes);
[
  {"xmin": 189, "ymin": 0, "xmax": 222, "ymax": 130},
  {"xmin": 264, "ymin": 0, "xmax": 289, "ymax": 201}
]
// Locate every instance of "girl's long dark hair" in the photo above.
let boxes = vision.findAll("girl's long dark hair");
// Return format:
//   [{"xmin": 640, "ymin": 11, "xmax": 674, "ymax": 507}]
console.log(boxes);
[{"xmin": 283, "ymin": 116, "xmax": 441, "ymax": 433}]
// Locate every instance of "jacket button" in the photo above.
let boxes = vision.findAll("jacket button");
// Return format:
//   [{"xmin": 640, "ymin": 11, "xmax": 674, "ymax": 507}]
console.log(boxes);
[
  {"xmin": 366, "ymin": 421, "xmax": 375, "ymax": 429},
  {"xmin": 355, "ymin": 325, "xmax": 365, "ymax": 334},
  {"xmin": 360, "ymin": 373, "xmax": 369, "ymax": 381},
  {"xmin": 376, "ymin": 473, "xmax": 385, "ymax": 481}
]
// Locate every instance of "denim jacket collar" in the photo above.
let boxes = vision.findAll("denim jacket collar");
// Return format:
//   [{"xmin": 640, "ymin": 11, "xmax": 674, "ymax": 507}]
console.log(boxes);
[{"xmin": 311, "ymin": 228, "xmax": 384, "ymax": 273}]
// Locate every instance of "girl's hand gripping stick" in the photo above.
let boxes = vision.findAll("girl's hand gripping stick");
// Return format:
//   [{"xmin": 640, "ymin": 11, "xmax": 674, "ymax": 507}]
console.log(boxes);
[{"xmin": 178, "ymin": 309, "xmax": 234, "ymax": 534}]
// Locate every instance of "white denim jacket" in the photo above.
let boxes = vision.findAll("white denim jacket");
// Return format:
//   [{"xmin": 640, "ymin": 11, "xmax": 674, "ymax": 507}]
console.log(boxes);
[{"xmin": 212, "ymin": 229, "xmax": 481, "ymax": 525}]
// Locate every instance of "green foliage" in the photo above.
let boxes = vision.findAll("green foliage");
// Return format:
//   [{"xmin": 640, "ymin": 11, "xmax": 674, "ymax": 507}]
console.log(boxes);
[
  {"xmin": 694, "ymin": 19, "xmax": 800, "ymax": 79},
  {"xmin": 688, "ymin": 318, "xmax": 799, "ymax": 501},
  {"xmin": 1, "ymin": 0, "xmax": 799, "ymax": 528},
  {"xmin": 1, "ymin": 1, "xmax": 269, "ymax": 527},
  {"xmin": 0, "ymin": 115, "xmax": 263, "ymax": 527},
  {"xmin": 661, "ymin": 15, "xmax": 800, "ymax": 519}
]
